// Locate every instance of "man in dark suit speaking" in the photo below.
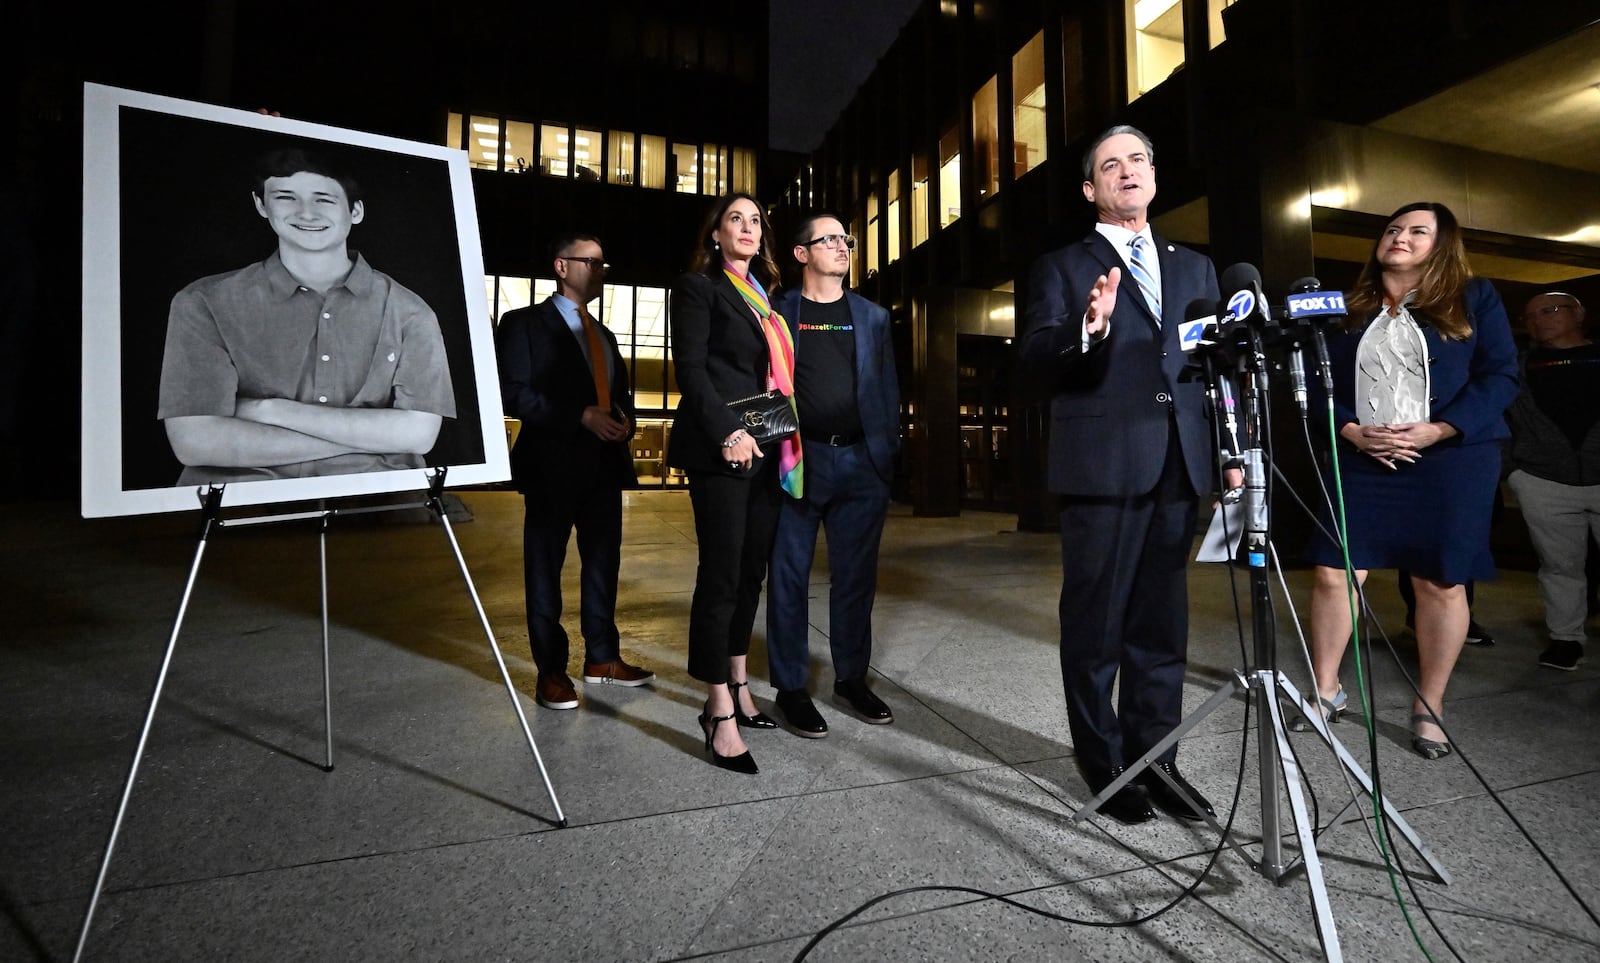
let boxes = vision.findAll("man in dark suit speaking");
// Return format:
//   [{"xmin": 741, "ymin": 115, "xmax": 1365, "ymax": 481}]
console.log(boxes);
[
  {"xmin": 1021, "ymin": 126, "xmax": 1234, "ymax": 824},
  {"xmin": 496, "ymin": 233, "xmax": 654, "ymax": 711}
]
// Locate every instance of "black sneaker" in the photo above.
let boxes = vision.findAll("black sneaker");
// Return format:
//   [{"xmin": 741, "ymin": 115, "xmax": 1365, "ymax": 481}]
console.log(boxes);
[
  {"xmin": 1465, "ymin": 620, "xmax": 1496, "ymax": 647},
  {"xmin": 1538, "ymin": 640, "xmax": 1585, "ymax": 671}
]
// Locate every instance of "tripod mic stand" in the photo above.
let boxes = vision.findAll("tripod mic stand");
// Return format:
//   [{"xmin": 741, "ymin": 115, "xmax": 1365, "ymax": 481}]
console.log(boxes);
[{"xmin": 1070, "ymin": 346, "xmax": 1450, "ymax": 963}]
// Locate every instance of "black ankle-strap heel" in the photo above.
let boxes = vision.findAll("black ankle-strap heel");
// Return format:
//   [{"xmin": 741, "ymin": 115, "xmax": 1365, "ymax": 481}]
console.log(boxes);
[
  {"xmin": 699, "ymin": 701, "xmax": 759, "ymax": 774},
  {"xmin": 727, "ymin": 681, "xmax": 778, "ymax": 729}
]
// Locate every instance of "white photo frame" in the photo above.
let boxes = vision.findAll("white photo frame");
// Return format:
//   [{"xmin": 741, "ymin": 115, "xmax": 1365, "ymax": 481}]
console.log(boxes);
[{"xmin": 81, "ymin": 82, "xmax": 509, "ymax": 517}]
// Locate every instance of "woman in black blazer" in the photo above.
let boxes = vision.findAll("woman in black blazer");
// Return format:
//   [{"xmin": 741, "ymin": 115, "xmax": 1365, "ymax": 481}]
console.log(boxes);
[{"xmin": 666, "ymin": 193, "xmax": 791, "ymax": 774}]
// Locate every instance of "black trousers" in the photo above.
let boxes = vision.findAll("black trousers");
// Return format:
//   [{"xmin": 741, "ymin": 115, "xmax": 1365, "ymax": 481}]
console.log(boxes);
[
  {"xmin": 1057, "ymin": 430, "xmax": 1197, "ymax": 779},
  {"xmin": 685, "ymin": 460, "xmax": 783, "ymax": 684}
]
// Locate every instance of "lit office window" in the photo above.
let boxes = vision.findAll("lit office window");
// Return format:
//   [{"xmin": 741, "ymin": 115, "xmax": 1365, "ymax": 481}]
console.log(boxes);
[
  {"xmin": 485, "ymin": 276, "xmax": 533, "ymax": 324},
  {"xmin": 703, "ymin": 144, "xmax": 726, "ymax": 195},
  {"xmin": 469, "ymin": 114, "xmax": 501, "ymax": 171},
  {"xmin": 866, "ymin": 192, "xmax": 880, "ymax": 275},
  {"xmin": 1128, "ymin": 0, "xmax": 1184, "ymax": 100},
  {"xmin": 1207, "ymin": 0, "xmax": 1229, "ymax": 49},
  {"xmin": 911, "ymin": 152, "xmax": 930, "ymax": 247},
  {"xmin": 505, "ymin": 120, "xmax": 535, "ymax": 174},
  {"xmin": 730, "ymin": 147, "xmax": 756, "ymax": 194},
  {"xmin": 640, "ymin": 135, "xmax": 667, "ymax": 190},
  {"xmin": 539, "ymin": 123, "xmax": 571, "ymax": 177},
  {"xmin": 938, "ymin": 125, "xmax": 962, "ymax": 228},
  {"xmin": 972, "ymin": 77, "xmax": 999, "ymax": 199},
  {"xmin": 633, "ymin": 286, "xmax": 668, "ymax": 362},
  {"xmin": 446, "ymin": 112, "xmax": 465, "ymax": 152},
  {"xmin": 851, "ymin": 213, "xmax": 864, "ymax": 280},
  {"xmin": 1012, "ymin": 32, "xmax": 1047, "ymax": 176},
  {"xmin": 573, "ymin": 128, "xmax": 601, "ymax": 180},
  {"xmin": 533, "ymin": 278, "xmax": 558, "ymax": 304},
  {"xmin": 608, "ymin": 131, "xmax": 636, "ymax": 185},
  {"xmin": 886, "ymin": 170, "xmax": 901, "ymax": 265},
  {"xmin": 671, "ymin": 142, "xmax": 699, "ymax": 194}
]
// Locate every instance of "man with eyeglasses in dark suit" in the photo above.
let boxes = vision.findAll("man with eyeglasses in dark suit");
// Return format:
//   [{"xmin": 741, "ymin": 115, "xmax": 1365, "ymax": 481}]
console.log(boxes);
[
  {"xmin": 765, "ymin": 214, "xmax": 901, "ymax": 737},
  {"xmin": 496, "ymin": 233, "xmax": 655, "ymax": 710}
]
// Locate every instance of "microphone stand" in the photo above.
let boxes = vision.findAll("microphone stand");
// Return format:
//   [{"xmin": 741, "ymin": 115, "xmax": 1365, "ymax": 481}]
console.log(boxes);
[{"xmin": 1071, "ymin": 329, "xmax": 1449, "ymax": 963}]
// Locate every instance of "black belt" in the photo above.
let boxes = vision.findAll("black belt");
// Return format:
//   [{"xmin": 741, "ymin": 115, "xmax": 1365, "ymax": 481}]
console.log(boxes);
[{"xmin": 804, "ymin": 432, "xmax": 864, "ymax": 447}]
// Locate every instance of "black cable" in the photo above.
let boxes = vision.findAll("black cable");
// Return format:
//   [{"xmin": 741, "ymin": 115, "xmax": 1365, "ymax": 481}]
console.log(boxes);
[{"xmin": 1280, "ymin": 390, "xmax": 1600, "ymax": 950}]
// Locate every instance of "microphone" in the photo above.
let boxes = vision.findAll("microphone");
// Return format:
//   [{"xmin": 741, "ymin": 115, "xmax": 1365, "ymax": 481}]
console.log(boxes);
[
  {"xmin": 1285, "ymin": 276, "xmax": 1343, "ymax": 399},
  {"xmin": 1181, "ymin": 299, "xmax": 1242, "ymax": 462},
  {"xmin": 1284, "ymin": 277, "xmax": 1346, "ymax": 320},
  {"xmin": 1218, "ymin": 263, "xmax": 1273, "ymax": 330},
  {"xmin": 1287, "ymin": 342, "xmax": 1308, "ymax": 417},
  {"xmin": 1218, "ymin": 263, "xmax": 1274, "ymax": 389},
  {"xmin": 1178, "ymin": 297, "xmax": 1221, "ymax": 356}
]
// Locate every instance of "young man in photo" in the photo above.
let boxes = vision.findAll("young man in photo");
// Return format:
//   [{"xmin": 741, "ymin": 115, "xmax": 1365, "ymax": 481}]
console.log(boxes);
[{"xmin": 158, "ymin": 146, "xmax": 455, "ymax": 485}]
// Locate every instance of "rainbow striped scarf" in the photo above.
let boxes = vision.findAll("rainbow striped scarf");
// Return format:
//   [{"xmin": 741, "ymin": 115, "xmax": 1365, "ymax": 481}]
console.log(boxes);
[{"xmin": 724, "ymin": 266, "xmax": 803, "ymax": 498}]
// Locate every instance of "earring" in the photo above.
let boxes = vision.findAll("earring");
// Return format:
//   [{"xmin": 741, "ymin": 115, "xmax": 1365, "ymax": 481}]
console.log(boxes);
[{"xmin": 714, "ymin": 240, "xmax": 720, "ymax": 250}]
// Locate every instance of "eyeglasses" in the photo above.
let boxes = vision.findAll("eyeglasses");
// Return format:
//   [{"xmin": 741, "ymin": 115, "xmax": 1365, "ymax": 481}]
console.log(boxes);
[
  {"xmin": 1524, "ymin": 303, "xmax": 1576, "ymax": 319},
  {"xmin": 803, "ymin": 234, "xmax": 856, "ymax": 251},
  {"xmin": 559, "ymin": 256, "xmax": 611, "ymax": 271}
]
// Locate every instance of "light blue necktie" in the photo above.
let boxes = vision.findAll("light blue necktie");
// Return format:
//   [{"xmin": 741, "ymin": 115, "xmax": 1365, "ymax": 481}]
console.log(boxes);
[{"xmin": 1127, "ymin": 235, "xmax": 1161, "ymax": 323}]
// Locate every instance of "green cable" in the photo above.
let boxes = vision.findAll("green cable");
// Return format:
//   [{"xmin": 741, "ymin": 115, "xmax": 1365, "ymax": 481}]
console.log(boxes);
[{"xmin": 1322, "ymin": 403, "xmax": 1436, "ymax": 961}]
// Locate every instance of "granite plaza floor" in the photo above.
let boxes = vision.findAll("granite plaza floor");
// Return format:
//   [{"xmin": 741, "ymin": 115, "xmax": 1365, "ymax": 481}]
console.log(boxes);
[{"xmin": 3, "ymin": 488, "xmax": 1598, "ymax": 962}]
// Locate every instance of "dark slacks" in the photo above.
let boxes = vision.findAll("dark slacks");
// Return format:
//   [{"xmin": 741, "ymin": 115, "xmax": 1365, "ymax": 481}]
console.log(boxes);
[
  {"xmin": 686, "ymin": 459, "xmax": 783, "ymax": 684},
  {"xmin": 521, "ymin": 486, "xmax": 622, "ymax": 676},
  {"xmin": 1057, "ymin": 430, "xmax": 1196, "ymax": 779},
  {"xmin": 766, "ymin": 441, "xmax": 890, "ymax": 692}
]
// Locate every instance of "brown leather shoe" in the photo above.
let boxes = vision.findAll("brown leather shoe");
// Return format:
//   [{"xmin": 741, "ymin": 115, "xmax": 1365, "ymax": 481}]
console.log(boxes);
[
  {"xmin": 535, "ymin": 672, "xmax": 579, "ymax": 709},
  {"xmin": 582, "ymin": 658, "xmax": 655, "ymax": 687}
]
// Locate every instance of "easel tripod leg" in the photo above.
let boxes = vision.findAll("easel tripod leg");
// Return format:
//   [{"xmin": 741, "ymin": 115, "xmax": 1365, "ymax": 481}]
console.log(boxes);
[
  {"xmin": 426, "ymin": 479, "xmax": 566, "ymax": 827},
  {"xmin": 319, "ymin": 509, "xmax": 334, "ymax": 771},
  {"xmin": 74, "ymin": 488, "xmax": 222, "ymax": 963}
]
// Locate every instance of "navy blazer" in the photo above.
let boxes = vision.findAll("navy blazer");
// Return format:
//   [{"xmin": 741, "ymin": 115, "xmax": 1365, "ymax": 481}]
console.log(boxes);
[
  {"xmin": 775, "ymin": 288, "xmax": 901, "ymax": 485},
  {"xmin": 495, "ymin": 297, "xmax": 636, "ymax": 496},
  {"xmin": 666, "ymin": 270, "xmax": 777, "ymax": 474},
  {"xmin": 1312, "ymin": 277, "xmax": 1518, "ymax": 448},
  {"xmin": 1020, "ymin": 230, "xmax": 1221, "ymax": 497}
]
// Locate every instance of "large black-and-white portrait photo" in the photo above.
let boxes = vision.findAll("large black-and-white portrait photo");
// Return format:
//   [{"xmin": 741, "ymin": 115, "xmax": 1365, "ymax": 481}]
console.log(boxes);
[{"xmin": 81, "ymin": 82, "xmax": 509, "ymax": 517}]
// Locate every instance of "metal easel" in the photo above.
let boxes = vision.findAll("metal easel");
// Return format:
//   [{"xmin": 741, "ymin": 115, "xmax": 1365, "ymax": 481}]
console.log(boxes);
[{"xmin": 73, "ymin": 469, "xmax": 564, "ymax": 962}]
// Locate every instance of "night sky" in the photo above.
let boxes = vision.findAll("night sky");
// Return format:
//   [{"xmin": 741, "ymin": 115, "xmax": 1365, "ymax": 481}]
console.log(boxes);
[{"xmin": 768, "ymin": 0, "xmax": 924, "ymax": 153}]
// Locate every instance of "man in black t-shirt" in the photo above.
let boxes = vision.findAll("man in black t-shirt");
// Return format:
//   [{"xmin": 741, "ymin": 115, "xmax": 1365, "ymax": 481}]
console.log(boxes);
[
  {"xmin": 1504, "ymin": 291, "xmax": 1600, "ymax": 670},
  {"xmin": 766, "ymin": 213, "xmax": 901, "ymax": 737}
]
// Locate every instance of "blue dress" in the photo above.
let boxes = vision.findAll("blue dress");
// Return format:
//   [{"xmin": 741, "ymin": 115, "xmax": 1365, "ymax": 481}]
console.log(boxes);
[{"xmin": 1303, "ymin": 278, "xmax": 1519, "ymax": 584}]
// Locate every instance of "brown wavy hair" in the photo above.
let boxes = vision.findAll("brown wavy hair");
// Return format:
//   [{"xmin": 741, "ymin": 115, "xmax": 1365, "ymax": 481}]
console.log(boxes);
[
  {"xmin": 1345, "ymin": 201, "xmax": 1473, "ymax": 340},
  {"xmin": 689, "ymin": 192, "xmax": 781, "ymax": 296}
]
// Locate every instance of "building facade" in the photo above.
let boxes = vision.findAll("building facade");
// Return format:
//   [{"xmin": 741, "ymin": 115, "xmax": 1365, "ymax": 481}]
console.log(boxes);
[{"xmin": 776, "ymin": 0, "xmax": 1600, "ymax": 533}]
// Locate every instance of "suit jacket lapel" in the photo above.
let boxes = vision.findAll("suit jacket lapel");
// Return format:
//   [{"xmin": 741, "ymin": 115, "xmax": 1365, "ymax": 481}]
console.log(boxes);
[{"xmin": 1084, "ymin": 232, "xmax": 1160, "ymax": 331}]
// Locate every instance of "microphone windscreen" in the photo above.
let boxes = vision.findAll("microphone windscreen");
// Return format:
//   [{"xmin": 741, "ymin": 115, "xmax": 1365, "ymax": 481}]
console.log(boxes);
[
  {"xmin": 1289, "ymin": 276, "xmax": 1320, "ymax": 294},
  {"xmin": 1218, "ymin": 262, "xmax": 1263, "ymax": 296},
  {"xmin": 1184, "ymin": 298, "xmax": 1216, "ymax": 322}
]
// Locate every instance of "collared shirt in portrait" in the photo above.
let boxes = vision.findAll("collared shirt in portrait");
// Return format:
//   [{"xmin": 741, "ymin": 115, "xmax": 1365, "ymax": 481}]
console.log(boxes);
[{"xmin": 158, "ymin": 250, "xmax": 456, "ymax": 484}]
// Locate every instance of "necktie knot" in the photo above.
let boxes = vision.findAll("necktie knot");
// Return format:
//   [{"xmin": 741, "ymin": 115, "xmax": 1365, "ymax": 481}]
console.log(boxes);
[{"xmin": 1127, "ymin": 235, "xmax": 1161, "ymax": 321}]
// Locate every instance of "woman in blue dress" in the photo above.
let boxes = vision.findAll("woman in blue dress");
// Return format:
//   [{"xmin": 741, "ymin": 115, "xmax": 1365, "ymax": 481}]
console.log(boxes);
[{"xmin": 1301, "ymin": 201, "xmax": 1518, "ymax": 758}]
